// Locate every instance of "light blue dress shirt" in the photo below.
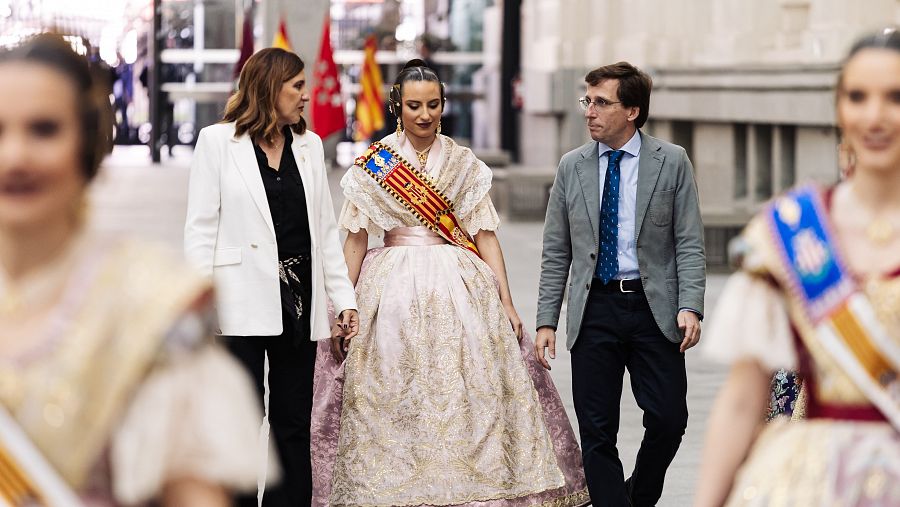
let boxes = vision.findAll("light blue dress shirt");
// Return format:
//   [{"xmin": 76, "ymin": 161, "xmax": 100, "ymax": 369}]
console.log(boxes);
[{"xmin": 597, "ymin": 130, "xmax": 642, "ymax": 280}]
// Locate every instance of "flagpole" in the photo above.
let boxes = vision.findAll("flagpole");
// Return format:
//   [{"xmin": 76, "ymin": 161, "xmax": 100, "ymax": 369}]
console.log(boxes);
[{"xmin": 149, "ymin": 0, "xmax": 162, "ymax": 163}]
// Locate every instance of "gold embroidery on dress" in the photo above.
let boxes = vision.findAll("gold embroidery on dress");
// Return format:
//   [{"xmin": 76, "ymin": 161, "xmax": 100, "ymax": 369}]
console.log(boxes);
[
  {"xmin": 720, "ymin": 211, "xmax": 900, "ymax": 507},
  {"xmin": 0, "ymin": 240, "xmax": 208, "ymax": 488},
  {"xmin": 329, "ymin": 250, "xmax": 565, "ymax": 506}
]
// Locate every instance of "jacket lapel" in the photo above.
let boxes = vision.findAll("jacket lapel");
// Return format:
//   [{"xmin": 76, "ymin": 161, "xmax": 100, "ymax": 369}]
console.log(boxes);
[
  {"xmin": 575, "ymin": 142, "xmax": 601, "ymax": 246},
  {"xmin": 635, "ymin": 132, "xmax": 664, "ymax": 239},
  {"xmin": 229, "ymin": 134, "xmax": 276, "ymax": 237},
  {"xmin": 289, "ymin": 133, "xmax": 316, "ymax": 246}
]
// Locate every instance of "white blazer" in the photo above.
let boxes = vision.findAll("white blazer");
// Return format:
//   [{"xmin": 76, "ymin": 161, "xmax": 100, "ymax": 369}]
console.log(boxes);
[{"xmin": 184, "ymin": 122, "xmax": 357, "ymax": 339}]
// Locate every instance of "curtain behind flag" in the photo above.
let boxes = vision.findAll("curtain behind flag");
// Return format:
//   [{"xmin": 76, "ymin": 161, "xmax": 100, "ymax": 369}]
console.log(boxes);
[
  {"xmin": 355, "ymin": 36, "xmax": 384, "ymax": 141},
  {"xmin": 311, "ymin": 15, "xmax": 345, "ymax": 139},
  {"xmin": 272, "ymin": 18, "xmax": 291, "ymax": 50},
  {"xmin": 233, "ymin": 8, "xmax": 254, "ymax": 80}
]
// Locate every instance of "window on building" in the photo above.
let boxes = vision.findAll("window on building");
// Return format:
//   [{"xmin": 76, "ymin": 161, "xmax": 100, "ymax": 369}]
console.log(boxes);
[
  {"xmin": 754, "ymin": 124, "xmax": 773, "ymax": 201},
  {"xmin": 780, "ymin": 125, "xmax": 796, "ymax": 189},
  {"xmin": 734, "ymin": 124, "xmax": 747, "ymax": 199}
]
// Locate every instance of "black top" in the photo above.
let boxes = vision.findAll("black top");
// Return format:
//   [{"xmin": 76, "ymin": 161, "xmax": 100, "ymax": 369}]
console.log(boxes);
[{"xmin": 252, "ymin": 127, "xmax": 312, "ymax": 260}]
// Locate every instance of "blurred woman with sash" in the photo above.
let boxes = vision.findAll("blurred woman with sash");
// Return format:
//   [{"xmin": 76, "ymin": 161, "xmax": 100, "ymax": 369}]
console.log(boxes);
[
  {"xmin": 0, "ymin": 34, "xmax": 262, "ymax": 505},
  {"xmin": 696, "ymin": 29, "xmax": 900, "ymax": 506},
  {"xmin": 310, "ymin": 60, "xmax": 589, "ymax": 507}
]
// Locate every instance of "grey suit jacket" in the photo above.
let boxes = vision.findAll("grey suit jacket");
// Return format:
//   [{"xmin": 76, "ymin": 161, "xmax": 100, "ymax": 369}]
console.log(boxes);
[{"xmin": 537, "ymin": 131, "xmax": 706, "ymax": 349}]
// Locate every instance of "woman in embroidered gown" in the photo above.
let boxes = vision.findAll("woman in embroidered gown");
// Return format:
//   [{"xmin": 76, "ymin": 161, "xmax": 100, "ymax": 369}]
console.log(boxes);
[
  {"xmin": 310, "ymin": 60, "xmax": 589, "ymax": 507},
  {"xmin": 695, "ymin": 29, "xmax": 900, "ymax": 506},
  {"xmin": 0, "ymin": 34, "xmax": 262, "ymax": 505}
]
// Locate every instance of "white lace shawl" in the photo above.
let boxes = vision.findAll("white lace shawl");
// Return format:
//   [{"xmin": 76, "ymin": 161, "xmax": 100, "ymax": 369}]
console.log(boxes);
[{"xmin": 338, "ymin": 134, "xmax": 500, "ymax": 237}]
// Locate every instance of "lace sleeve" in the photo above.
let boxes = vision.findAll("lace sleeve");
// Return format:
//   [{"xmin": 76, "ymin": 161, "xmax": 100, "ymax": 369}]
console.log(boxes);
[
  {"xmin": 338, "ymin": 199, "xmax": 373, "ymax": 233},
  {"xmin": 461, "ymin": 193, "xmax": 500, "ymax": 235},
  {"xmin": 110, "ymin": 309, "xmax": 275, "ymax": 504},
  {"xmin": 702, "ymin": 271, "xmax": 797, "ymax": 372},
  {"xmin": 338, "ymin": 168, "xmax": 406, "ymax": 236},
  {"xmin": 453, "ymin": 158, "xmax": 493, "ymax": 219}
]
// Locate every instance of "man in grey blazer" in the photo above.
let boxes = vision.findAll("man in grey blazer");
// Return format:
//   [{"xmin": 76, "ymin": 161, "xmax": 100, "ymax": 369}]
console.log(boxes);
[{"xmin": 535, "ymin": 62, "xmax": 705, "ymax": 507}]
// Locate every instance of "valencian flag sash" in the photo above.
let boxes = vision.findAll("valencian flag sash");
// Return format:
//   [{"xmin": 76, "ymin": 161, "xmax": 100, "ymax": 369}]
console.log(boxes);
[
  {"xmin": 766, "ymin": 185, "xmax": 900, "ymax": 429},
  {"xmin": 354, "ymin": 142, "xmax": 480, "ymax": 257},
  {"xmin": 0, "ymin": 405, "xmax": 80, "ymax": 506}
]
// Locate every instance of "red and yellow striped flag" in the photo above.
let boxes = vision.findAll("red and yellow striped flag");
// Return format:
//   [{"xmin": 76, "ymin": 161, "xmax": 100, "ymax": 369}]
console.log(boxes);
[
  {"xmin": 355, "ymin": 35, "xmax": 384, "ymax": 140},
  {"xmin": 272, "ymin": 17, "xmax": 291, "ymax": 50}
]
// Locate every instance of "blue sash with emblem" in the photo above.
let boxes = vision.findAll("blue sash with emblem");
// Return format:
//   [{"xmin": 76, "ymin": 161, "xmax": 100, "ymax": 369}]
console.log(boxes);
[{"xmin": 766, "ymin": 185, "xmax": 900, "ymax": 430}]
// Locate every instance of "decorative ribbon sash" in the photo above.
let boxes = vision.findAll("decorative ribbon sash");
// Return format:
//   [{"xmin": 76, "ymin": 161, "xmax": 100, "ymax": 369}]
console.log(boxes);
[
  {"xmin": 766, "ymin": 185, "xmax": 900, "ymax": 430},
  {"xmin": 354, "ymin": 142, "xmax": 480, "ymax": 257},
  {"xmin": 0, "ymin": 404, "xmax": 80, "ymax": 506}
]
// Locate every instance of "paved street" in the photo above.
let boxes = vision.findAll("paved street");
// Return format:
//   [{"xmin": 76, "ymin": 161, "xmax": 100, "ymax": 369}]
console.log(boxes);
[{"xmin": 90, "ymin": 145, "xmax": 731, "ymax": 506}]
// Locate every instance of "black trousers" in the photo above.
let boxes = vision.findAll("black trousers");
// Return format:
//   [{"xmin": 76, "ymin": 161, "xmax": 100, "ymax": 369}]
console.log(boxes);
[
  {"xmin": 571, "ymin": 283, "xmax": 688, "ymax": 507},
  {"xmin": 221, "ymin": 322, "xmax": 317, "ymax": 507}
]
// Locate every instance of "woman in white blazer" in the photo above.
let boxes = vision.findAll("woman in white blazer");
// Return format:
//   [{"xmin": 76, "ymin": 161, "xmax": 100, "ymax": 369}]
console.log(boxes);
[{"xmin": 183, "ymin": 48, "xmax": 358, "ymax": 507}]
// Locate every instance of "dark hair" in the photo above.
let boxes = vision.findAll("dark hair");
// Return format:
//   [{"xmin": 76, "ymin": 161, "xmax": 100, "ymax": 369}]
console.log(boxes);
[
  {"xmin": 388, "ymin": 59, "xmax": 445, "ymax": 118},
  {"xmin": 584, "ymin": 62, "xmax": 652, "ymax": 129},
  {"xmin": 0, "ymin": 33, "xmax": 113, "ymax": 181},
  {"xmin": 223, "ymin": 48, "xmax": 306, "ymax": 143},
  {"xmin": 838, "ymin": 28, "xmax": 900, "ymax": 92}
]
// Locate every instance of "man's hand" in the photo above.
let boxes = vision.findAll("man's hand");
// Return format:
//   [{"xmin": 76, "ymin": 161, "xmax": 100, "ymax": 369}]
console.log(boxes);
[
  {"xmin": 535, "ymin": 326, "xmax": 557, "ymax": 370},
  {"xmin": 678, "ymin": 310, "xmax": 701, "ymax": 353}
]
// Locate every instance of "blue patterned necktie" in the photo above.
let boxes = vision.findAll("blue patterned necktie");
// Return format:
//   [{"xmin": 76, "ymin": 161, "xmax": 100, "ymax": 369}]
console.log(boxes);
[{"xmin": 595, "ymin": 150, "xmax": 625, "ymax": 283}]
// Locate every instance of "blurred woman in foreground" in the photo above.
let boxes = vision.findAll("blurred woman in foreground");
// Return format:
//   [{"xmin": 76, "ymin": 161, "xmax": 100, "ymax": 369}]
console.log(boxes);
[
  {"xmin": 696, "ymin": 28, "xmax": 900, "ymax": 506},
  {"xmin": 0, "ymin": 33, "xmax": 261, "ymax": 505}
]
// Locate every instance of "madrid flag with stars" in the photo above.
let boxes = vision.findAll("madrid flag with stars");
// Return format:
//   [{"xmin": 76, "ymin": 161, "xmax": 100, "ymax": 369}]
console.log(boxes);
[{"xmin": 311, "ymin": 15, "xmax": 345, "ymax": 139}]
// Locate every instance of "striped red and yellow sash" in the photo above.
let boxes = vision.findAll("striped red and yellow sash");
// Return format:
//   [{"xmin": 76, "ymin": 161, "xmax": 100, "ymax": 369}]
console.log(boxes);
[
  {"xmin": 354, "ymin": 142, "xmax": 480, "ymax": 257},
  {"xmin": 0, "ymin": 443, "xmax": 42, "ymax": 505},
  {"xmin": 0, "ymin": 405, "xmax": 80, "ymax": 506}
]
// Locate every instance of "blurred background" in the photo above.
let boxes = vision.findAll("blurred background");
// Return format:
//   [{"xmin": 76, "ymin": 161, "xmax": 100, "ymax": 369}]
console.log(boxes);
[
  {"xmin": 4, "ymin": 4, "xmax": 896, "ymax": 504},
  {"xmin": 2, "ymin": 0, "xmax": 896, "ymax": 266}
]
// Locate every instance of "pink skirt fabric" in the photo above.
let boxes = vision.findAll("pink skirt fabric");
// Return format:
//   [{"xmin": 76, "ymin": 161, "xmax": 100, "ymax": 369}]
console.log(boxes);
[{"xmin": 311, "ymin": 239, "xmax": 589, "ymax": 507}]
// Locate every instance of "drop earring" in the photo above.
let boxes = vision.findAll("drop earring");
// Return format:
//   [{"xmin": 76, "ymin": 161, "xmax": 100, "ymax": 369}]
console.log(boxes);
[
  {"xmin": 436, "ymin": 121, "xmax": 441, "ymax": 136},
  {"xmin": 396, "ymin": 117, "xmax": 404, "ymax": 137}
]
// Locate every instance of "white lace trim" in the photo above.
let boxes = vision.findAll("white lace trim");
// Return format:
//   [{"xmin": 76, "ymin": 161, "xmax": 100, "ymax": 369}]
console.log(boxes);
[
  {"xmin": 452, "ymin": 158, "xmax": 493, "ymax": 219},
  {"xmin": 462, "ymin": 195, "xmax": 501, "ymax": 235},
  {"xmin": 339, "ymin": 169, "xmax": 417, "ymax": 233},
  {"xmin": 338, "ymin": 200, "xmax": 385, "ymax": 237}
]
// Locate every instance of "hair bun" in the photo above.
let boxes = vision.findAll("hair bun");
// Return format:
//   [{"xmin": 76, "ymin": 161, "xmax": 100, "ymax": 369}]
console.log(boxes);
[{"xmin": 402, "ymin": 58, "xmax": 428, "ymax": 71}]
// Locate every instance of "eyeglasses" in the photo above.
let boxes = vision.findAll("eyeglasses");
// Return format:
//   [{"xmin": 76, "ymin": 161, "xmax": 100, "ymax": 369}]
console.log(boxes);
[{"xmin": 578, "ymin": 96, "xmax": 621, "ymax": 111}]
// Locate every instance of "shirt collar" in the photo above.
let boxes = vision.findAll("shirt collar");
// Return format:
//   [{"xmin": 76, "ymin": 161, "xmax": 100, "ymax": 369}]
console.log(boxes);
[{"xmin": 597, "ymin": 129, "xmax": 642, "ymax": 159}]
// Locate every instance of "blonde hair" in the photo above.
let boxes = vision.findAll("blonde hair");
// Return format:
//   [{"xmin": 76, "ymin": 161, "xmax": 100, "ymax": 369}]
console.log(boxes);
[{"xmin": 222, "ymin": 48, "xmax": 306, "ymax": 143}]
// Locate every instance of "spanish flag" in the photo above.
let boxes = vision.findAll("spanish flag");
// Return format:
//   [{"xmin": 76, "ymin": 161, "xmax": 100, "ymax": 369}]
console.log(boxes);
[
  {"xmin": 355, "ymin": 35, "xmax": 384, "ymax": 141},
  {"xmin": 272, "ymin": 18, "xmax": 291, "ymax": 50}
]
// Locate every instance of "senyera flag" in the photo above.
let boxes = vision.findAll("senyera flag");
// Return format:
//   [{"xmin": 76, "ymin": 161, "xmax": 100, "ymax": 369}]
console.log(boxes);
[{"xmin": 355, "ymin": 35, "xmax": 384, "ymax": 141}]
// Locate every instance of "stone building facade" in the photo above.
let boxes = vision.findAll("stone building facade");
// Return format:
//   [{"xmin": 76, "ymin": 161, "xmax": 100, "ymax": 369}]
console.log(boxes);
[{"xmin": 519, "ymin": 0, "xmax": 899, "ymax": 264}]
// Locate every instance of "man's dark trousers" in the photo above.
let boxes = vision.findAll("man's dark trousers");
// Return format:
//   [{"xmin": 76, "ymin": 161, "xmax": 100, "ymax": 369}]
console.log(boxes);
[{"xmin": 571, "ymin": 281, "xmax": 688, "ymax": 507}]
